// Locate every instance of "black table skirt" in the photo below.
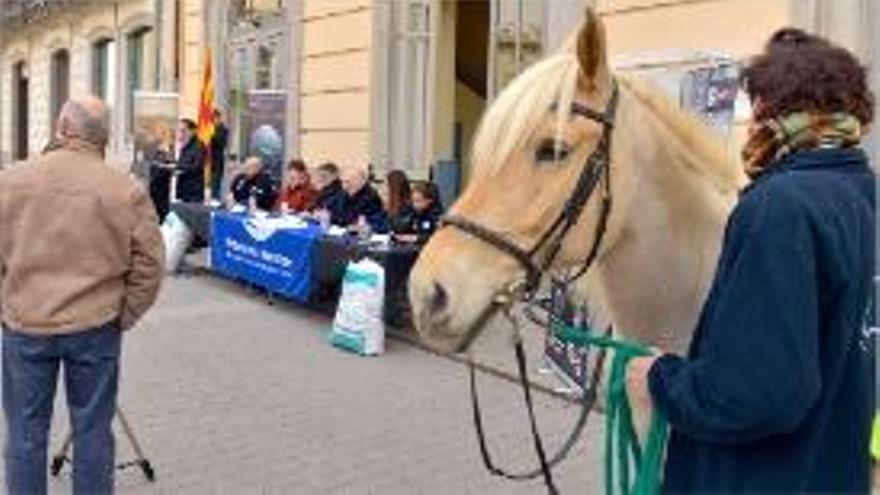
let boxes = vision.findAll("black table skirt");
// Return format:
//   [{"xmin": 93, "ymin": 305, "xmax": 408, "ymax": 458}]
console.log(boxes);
[
  {"xmin": 310, "ymin": 236, "xmax": 420, "ymax": 329},
  {"xmin": 171, "ymin": 205, "xmax": 421, "ymax": 329}
]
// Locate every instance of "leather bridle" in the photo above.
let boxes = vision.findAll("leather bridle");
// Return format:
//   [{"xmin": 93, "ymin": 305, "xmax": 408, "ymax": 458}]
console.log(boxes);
[
  {"xmin": 440, "ymin": 81, "xmax": 621, "ymax": 495},
  {"xmin": 443, "ymin": 81, "xmax": 620, "ymax": 352}
]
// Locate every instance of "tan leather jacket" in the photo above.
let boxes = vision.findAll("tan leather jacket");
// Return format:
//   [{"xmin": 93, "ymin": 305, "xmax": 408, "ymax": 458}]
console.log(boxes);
[{"xmin": 0, "ymin": 143, "xmax": 165, "ymax": 334}]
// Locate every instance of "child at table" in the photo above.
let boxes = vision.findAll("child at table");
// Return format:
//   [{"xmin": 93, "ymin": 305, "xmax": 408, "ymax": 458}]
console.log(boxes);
[{"xmin": 392, "ymin": 182, "xmax": 441, "ymax": 244}]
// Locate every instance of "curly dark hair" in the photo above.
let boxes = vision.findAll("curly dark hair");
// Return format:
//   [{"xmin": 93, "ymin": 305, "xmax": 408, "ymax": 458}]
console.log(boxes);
[{"xmin": 742, "ymin": 28, "xmax": 874, "ymax": 126}]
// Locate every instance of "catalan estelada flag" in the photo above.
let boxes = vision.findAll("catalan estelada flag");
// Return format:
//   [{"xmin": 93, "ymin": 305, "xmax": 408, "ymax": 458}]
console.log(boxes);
[{"xmin": 197, "ymin": 47, "xmax": 216, "ymax": 198}]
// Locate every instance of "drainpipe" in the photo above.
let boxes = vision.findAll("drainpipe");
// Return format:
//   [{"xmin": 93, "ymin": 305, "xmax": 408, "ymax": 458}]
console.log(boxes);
[{"xmin": 153, "ymin": 0, "xmax": 162, "ymax": 90}]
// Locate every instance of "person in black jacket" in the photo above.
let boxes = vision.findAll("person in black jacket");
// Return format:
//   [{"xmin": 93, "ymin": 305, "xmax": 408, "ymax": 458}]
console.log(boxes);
[
  {"xmin": 227, "ymin": 156, "xmax": 278, "ymax": 211},
  {"xmin": 147, "ymin": 144, "xmax": 175, "ymax": 223},
  {"xmin": 340, "ymin": 166, "xmax": 389, "ymax": 234},
  {"xmin": 309, "ymin": 162, "xmax": 348, "ymax": 226},
  {"xmin": 210, "ymin": 109, "xmax": 229, "ymax": 200},
  {"xmin": 392, "ymin": 181, "xmax": 441, "ymax": 244},
  {"xmin": 175, "ymin": 118, "xmax": 205, "ymax": 203},
  {"xmin": 626, "ymin": 29, "xmax": 876, "ymax": 493}
]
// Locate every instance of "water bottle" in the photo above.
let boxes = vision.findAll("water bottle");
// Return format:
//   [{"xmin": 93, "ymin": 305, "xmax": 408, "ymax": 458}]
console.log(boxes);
[
  {"xmin": 357, "ymin": 215, "xmax": 371, "ymax": 241},
  {"xmin": 318, "ymin": 210, "xmax": 331, "ymax": 231}
]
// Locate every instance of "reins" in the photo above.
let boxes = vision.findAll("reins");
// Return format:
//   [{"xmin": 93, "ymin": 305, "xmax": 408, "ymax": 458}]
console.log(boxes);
[{"xmin": 442, "ymin": 80, "xmax": 669, "ymax": 493}]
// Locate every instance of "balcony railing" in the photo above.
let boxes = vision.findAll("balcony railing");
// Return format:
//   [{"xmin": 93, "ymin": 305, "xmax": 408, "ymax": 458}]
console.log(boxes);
[{"xmin": 1, "ymin": 0, "xmax": 76, "ymax": 27}]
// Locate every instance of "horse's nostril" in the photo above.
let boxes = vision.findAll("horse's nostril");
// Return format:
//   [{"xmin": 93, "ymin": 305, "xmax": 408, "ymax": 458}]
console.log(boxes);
[{"xmin": 430, "ymin": 282, "xmax": 449, "ymax": 316}]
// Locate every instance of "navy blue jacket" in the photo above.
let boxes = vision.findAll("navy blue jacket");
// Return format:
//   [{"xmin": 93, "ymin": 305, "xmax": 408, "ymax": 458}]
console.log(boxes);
[
  {"xmin": 649, "ymin": 148, "xmax": 875, "ymax": 493},
  {"xmin": 313, "ymin": 179, "xmax": 348, "ymax": 225},
  {"xmin": 340, "ymin": 184, "xmax": 390, "ymax": 234},
  {"xmin": 230, "ymin": 171, "xmax": 278, "ymax": 211},
  {"xmin": 392, "ymin": 203, "xmax": 442, "ymax": 242}
]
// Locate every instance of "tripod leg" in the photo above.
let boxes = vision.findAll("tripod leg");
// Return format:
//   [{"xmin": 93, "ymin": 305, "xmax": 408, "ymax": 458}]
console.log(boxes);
[
  {"xmin": 50, "ymin": 433, "xmax": 73, "ymax": 477},
  {"xmin": 115, "ymin": 408, "xmax": 156, "ymax": 482}
]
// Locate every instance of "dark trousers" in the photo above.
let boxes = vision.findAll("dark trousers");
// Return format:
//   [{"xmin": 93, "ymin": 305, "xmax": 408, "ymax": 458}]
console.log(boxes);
[
  {"xmin": 211, "ymin": 159, "xmax": 225, "ymax": 201},
  {"xmin": 3, "ymin": 323, "xmax": 122, "ymax": 495},
  {"xmin": 149, "ymin": 172, "xmax": 171, "ymax": 224}
]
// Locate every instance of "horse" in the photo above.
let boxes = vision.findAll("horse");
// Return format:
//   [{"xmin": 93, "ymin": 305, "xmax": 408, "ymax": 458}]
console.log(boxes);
[{"xmin": 409, "ymin": 7, "xmax": 747, "ymax": 368}]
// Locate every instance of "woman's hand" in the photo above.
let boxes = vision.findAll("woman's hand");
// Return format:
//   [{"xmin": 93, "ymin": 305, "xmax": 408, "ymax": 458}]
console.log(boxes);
[
  {"xmin": 394, "ymin": 234, "xmax": 419, "ymax": 244},
  {"xmin": 626, "ymin": 356, "xmax": 659, "ymax": 409}
]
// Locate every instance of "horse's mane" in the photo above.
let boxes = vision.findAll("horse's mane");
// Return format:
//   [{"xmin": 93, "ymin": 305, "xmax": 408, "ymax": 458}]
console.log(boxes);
[
  {"xmin": 470, "ymin": 53, "xmax": 580, "ymax": 177},
  {"xmin": 469, "ymin": 50, "xmax": 746, "ymax": 335},
  {"xmin": 470, "ymin": 52, "xmax": 745, "ymax": 193},
  {"xmin": 618, "ymin": 76, "xmax": 746, "ymax": 193}
]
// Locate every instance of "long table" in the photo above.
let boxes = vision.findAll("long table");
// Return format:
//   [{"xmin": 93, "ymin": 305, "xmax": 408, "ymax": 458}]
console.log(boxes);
[
  {"xmin": 192, "ymin": 206, "xmax": 418, "ymax": 328},
  {"xmin": 211, "ymin": 211, "xmax": 323, "ymax": 303}
]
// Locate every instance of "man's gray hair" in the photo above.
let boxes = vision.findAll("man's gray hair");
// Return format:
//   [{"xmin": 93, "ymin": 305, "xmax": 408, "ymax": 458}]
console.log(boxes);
[{"xmin": 57, "ymin": 97, "xmax": 110, "ymax": 147}]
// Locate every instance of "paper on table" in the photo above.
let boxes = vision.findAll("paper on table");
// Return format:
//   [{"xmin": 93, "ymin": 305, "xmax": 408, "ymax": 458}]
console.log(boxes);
[{"xmin": 327, "ymin": 226, "xmax": 348, "ymax": 237}]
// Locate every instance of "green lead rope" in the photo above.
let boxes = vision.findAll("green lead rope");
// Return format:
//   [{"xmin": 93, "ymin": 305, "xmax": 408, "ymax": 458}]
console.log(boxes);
[{"xmin": 553, "ymin": 323, "xmax": 669, "ymax": 495}]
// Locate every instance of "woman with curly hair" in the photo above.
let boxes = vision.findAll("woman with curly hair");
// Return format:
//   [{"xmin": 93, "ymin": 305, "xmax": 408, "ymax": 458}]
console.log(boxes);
[{"xmin": 626, "ymin": 28, "xmax": 876, "ymax": 492}]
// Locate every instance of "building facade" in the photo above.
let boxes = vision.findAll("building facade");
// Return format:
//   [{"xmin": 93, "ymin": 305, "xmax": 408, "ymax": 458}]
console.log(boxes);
[
  {"xmin": 1, "ymin": 0, "xmax": 877, "ymax": 183},
  {"xmin": 0, "ymin": 0, "xmax": 158, "ymax": 166}
]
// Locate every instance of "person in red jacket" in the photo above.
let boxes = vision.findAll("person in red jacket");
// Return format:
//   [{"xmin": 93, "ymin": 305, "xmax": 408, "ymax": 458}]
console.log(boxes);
[{"xmin": 276, "ymin": 159, "xmax": 317, "ymax": 213}]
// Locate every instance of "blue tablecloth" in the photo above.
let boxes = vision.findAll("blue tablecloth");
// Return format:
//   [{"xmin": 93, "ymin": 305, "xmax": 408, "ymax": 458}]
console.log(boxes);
[{"xmin": 210, "ymin": 212, "xmax": 323, "ymax": 302}]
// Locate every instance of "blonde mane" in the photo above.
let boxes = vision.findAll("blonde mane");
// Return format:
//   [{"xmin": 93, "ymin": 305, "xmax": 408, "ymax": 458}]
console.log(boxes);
[
  {"xmin": 470, "ymin": 53, "xmax": 581, "ymax": 177},
  {"xmin": 470, "ymin": 53, "xmax": 745, "ymax": 193},
  {"xmin": 618, "ymin": 76, "xmax": 746, "ymax": 193}
]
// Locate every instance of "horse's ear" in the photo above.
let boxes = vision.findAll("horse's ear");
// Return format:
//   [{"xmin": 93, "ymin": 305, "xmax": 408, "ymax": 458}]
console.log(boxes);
[{"xmin": 576, "ymin": 7, "xmax": 609, "ymax": 86}]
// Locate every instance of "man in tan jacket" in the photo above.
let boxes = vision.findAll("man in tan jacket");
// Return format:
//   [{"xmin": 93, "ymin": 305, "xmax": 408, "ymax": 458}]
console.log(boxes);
[{"xmin": 0, "ymin": 96, "xmax": 164, "ymax": 495}]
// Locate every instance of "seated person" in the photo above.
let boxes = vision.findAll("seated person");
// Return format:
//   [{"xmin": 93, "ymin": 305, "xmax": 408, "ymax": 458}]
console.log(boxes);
[
  {"xmin": 385, "ymin": 169, "xmax": 412, "ymax": 221},
  {"xmin": 276, "ymin": 158, "xmax": 317, "ymax": 213},
  {"xmin": 340, "ymin": 166, "xmax": 390, "ymax": 234},
  {"xmin": 393, "ymin": 182, "xmax": 442, "ymax": 244},
  {"xmin": 227, "ymin": 156, "xmax": 278, "ymax": 211},
  {"xmin": 309, "ymin": 162, "xmax": 348, "ymax": 226}
]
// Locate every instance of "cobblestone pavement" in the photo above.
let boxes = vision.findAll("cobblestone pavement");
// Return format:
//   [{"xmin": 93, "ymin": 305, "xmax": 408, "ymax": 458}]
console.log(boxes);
[{"xmin": 2, "ymin": 274, "xmax": 605, "ymax": 494}]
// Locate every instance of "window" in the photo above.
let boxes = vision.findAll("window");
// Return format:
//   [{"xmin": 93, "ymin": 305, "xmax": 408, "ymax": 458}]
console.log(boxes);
[
  {"xmin": 12, "ymin": 61, "xmax": 29, "ymax": 160},
  {"xmin": 126, "ymin": 26, "xmax": 154, "ymax": 134},
  {"xmin": 255, "ymin": 43, "xmax": 279, "ymax": 89},
  {"xmin": 490, "ymin": 0, "xmax": 545, "ymax": 98},
  {"xmin": 91, "ymin": 38, "xmax": 116, "ymax": 103},
  {"xmin": 386, "ymin": 0, "xmax": 432, "ymax": 173},
  {"xmin": 50, "ymin": 49, "xmax": 70, "ymax": 131}
]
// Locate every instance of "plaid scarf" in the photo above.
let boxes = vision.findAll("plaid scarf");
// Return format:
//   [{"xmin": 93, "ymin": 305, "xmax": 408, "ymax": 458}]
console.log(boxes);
[{"xmin": 741, "ymin": 112, "xmax": 863, "ymax": 178}]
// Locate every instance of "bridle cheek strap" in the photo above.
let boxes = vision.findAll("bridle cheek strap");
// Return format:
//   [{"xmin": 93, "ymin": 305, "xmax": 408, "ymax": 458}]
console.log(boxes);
[{"xmin": 442, "ymin": 82, "xmax": 619, "ymax": 296}]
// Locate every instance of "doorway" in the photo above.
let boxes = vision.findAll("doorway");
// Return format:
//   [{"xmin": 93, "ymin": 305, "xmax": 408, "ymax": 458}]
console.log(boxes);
[
  {"xmin": 453, "ymin": 0, "xmax": 489, "ymax": 179},
  {"xmin": 50, "ymin": 49, "xmax": 71, "ymax": 133},
  {"xmin": 13, "ymin": 61, "xmax": 29, "ymax": 160}
]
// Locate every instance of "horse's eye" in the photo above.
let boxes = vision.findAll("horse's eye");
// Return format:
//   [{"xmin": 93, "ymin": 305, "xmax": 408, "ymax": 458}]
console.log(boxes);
[{"xmin": 535, "ymin": 139, "xmax": 571, "ymax": 163}]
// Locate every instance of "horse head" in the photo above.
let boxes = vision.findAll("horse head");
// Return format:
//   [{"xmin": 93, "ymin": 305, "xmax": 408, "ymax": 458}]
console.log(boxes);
[{"xmin": 410, "ymin": 7, "xmax": 744, "ymax": 354}]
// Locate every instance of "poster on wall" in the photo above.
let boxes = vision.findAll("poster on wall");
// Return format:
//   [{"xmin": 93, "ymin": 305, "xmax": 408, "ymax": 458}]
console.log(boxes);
[
  {"xmin": 541, "ymin": 280, "xmax": 596, "ymax": 397},
  {"xmin": 680, "ymin": 63, "xmax": 740, "ymax": 135},
  {"xmin": 132, "ymin": 91, "xmax": 179, "ymax": 185},
  {"xmin": 247, "ymin": 90, "xmax": 287, "ymax": 182}
]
